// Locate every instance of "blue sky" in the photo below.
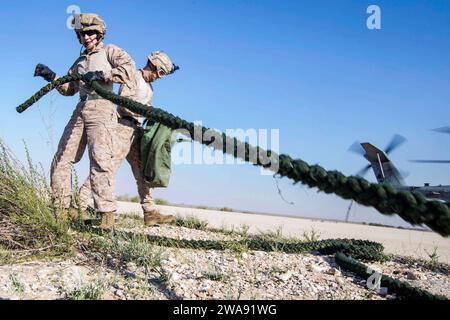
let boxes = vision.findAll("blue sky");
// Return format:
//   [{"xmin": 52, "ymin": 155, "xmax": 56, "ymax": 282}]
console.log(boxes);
[{"xmin": 1, "ymin": 0, "xmax": 450, "ymax": 229}]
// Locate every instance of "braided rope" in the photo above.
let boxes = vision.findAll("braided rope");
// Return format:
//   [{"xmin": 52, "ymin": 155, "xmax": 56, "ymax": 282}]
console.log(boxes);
[
  {"xmin": 16, "ymin": 74, "xmax": 83, "ymax": 113},
  {"xmin": 335, "ymin": 252, "xmax": 447, "ymax": 300},
  {"xmin": 143, "ymin": 236, "xmax": 387, "ymax": 261},
  {"xmin": 16, "ymin": 74, "xmax": 450, "ymax": 236}
]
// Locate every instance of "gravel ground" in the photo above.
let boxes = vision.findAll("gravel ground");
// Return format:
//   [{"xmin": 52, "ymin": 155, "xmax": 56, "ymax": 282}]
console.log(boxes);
[{"xmin": 0, "ymin": 216, "xmax": 448, "ymax": 300}]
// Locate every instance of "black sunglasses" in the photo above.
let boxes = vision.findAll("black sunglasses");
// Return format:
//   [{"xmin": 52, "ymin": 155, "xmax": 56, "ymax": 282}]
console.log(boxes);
[{"xmin": 78, "ymin": 30, "xmax": 98, "ymax": 37}]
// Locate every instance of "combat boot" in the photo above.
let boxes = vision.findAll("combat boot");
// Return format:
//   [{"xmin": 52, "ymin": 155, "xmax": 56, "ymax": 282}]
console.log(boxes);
[
  {"xmin": 143, "ymin": 210, "xmax": 174, "ymax": 227},
  {"xmin": 99, "ymin": 211, "xmax": 115, "ymax": 230},
  {"xmin": 67, "ymin": 207, "xmax": 90, "ymax": 220}
]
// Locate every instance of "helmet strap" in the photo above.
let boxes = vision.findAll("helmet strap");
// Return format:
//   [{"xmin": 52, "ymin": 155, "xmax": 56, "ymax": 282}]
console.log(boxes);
[
  {"xmin": 76, "ymin": 32, "xmax": 82, "ymax": 44},
  {"xmin": 97, "ymin": 32, "xmax": 104, "ymax": 43}
]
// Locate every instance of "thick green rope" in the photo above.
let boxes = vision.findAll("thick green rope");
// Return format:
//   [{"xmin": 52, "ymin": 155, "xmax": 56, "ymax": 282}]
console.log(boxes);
[
  {"xmin": 16, "ymin": 74, "xmax": 450, "ymax": 236},
  {"xmin": 145, "ymin": 236, "xmax": 387, "ymax": 261},
  {"xmin": 334, "ymin": 252, "xmax": 447, "ymax": 300},
  {"xmin": 16, "ymin": 74, "xmax": 83, "ymax": 113}
]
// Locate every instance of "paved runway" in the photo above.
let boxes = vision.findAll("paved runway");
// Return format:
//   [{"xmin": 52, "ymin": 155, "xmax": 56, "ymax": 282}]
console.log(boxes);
[{"xmin": 117, "ymin": 201, "xmax": 450, "ymax": 263}]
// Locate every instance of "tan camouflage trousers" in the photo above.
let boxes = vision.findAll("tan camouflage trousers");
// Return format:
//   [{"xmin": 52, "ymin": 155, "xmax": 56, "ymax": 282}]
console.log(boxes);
[
  {"xmin": 50, "ymin": 100, "xmax": 118, "ymax": 213},
  {"xmin": 78, "ymin": 118, "xmax": 156, "ymax": 212}
]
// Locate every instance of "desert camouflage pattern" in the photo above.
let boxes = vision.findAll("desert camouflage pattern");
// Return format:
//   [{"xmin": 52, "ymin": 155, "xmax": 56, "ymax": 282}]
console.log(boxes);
[
  {"xmin": 52, "ymin": 42, "xmax": 138, "ymax": 212},
  {"xmin": 79, "ymin": 71, "xmax": 157, "ymax": 212},
  {"xmin": 117, "ymin": 70, "xmax": 153, "ymax": 121},
  {"xmin": 51, "ymin": 100, "xmax": 118, "ymax": 211},
  {"xmin": 57, "ymin": 42, "xmax": 137, "ymax": 100},
  {"xmin": 72, "ymin": 13, "xmax": 107, "ymax": 35},
  {"xmin": 79, "ymin": 117, "xmax": 157, "ymax": 212},
  {"xmin": 148, "ymin": 51, "xmax": 174, "ymax": 75}
]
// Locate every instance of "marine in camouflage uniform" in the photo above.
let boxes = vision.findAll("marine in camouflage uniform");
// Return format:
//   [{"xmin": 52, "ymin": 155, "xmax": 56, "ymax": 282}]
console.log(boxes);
[
  {"xmin": 78, "ymin": 51, "xmax": 178, "ymax": 226},
  {"xmin": 35, "ymin": 13, "xmax": 138, "ymax": 229}
]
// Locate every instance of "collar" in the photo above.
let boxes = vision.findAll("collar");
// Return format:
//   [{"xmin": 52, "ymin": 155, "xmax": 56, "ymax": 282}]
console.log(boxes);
[
  {"xmin": 139, "ymin": 69, "xmax": 152, "ymax": 83},
  {"xmin": 81, "ymin": 42, "xmax": 105, "ymax": 56}
]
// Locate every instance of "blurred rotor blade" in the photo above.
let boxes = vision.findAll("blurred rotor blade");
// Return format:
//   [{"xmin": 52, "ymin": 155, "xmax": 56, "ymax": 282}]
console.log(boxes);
[
  {"xmin": 355, "ymin": 164, "xmax": 371, "ymax": 177},
  {"xmin": 399, "ymin": 169, "xmax": 410, "ymax": 179},
  {"xmin": 384, "ymin": 134, "xmax": 407, "ymax": 154},
  {"xmin": 409, "ymin": 160, "xmax": 450, "ymax": 164},
  {"xmin": 432, "ymin": 126, "xmax": 450, "ymax": 134},
  {"xmin": 348, "ymin": 141, "xmax": 366, "ymax": 156}
]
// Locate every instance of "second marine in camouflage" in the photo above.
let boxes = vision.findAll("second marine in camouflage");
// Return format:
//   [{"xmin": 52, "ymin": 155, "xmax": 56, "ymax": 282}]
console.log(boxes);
[{"xmin": 79, "ymin": 51, "xmax": 179, "ymax": 228}]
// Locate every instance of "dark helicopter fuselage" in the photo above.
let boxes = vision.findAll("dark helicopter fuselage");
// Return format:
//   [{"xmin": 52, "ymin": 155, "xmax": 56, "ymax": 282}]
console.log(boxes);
[{"xmin": 398, "ymin": 185, "xmax": 450, "ymax": 202}]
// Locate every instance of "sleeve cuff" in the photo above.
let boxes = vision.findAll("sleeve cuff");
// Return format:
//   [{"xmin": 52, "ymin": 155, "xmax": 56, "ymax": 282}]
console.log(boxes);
[{"xmin": 103, "ymin": 70, "xmax": 113, "ymax": 82}]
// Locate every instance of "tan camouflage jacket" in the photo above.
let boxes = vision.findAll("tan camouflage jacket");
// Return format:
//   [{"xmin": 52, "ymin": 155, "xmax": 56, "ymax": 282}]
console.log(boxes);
[
  {"xmin": 57, "ymin": 42, "xmax": 137, "ymax": 100},
  {"xmin": 117, "ymin": 70, "xmax": 153, "ymax": 121}
]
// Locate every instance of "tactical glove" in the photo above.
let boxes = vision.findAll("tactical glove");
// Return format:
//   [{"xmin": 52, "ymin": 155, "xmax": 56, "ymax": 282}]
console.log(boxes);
[
  {"xmin": 84, "ymin": 71, "xmax": 105, "ymax": 84},
  {"xmin": 34, "ymin": 63, "xmax": 56, "ymax": 82}
]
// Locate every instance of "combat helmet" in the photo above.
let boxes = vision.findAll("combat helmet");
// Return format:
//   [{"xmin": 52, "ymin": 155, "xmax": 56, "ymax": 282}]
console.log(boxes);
[
  {"xmin": 148, "ymin": 51, "xmax": 179, "ymax": 77},
  {"xmin": 72, "ymin": 13, "xmax": 107, "ymax": 43}
]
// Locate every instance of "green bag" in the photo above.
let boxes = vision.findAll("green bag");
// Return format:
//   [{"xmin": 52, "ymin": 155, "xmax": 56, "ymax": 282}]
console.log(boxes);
[{"xmin": 140, "ymin": 121, "xmax": 174, "ymax": 188}]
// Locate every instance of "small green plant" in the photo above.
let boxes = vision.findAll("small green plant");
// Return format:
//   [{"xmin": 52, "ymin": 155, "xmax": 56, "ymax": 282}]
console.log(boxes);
[
  {"xmin": 228, "ymin": 224, "xmax": 250, "ymax": 237},
  {"xmin": 252, "ymin": 227, "xmax": 300, "ymax": 252},
  {"xmin": 229, "ymin": 241, "xmax": 249, "ymax": 256},
  {"xmin": 425, "ymin": 246, "xmax": 440, "ymax": 270},
  {"xmin": 155, "ymin": 268, "xmax": 172, "ymax": 286},
  {"xmin": 170, "ymin": 215, "xmax": 208, "ymax": 231},
  {"xmin": 70, "ymin": 167, "xmax": 81, "ymax": 209},
  {"xmin": 224, "ymin": 286, "xmax": 244, "ymax": 300},
  {"xmin": 302, "ymin": 228, "xmax": 321, "ymax": 242},
  {"xmin": 269, "ymin": 265, "xmax": 287, "ymax": 276},
  {"xmin": 238, "ymin": 225, "xmax": 250, "ymax": 237},
  {"xmin": 219, "ymin": 207, "xmax": 233, "ymax": 212},
  {"xmin": 90, "ymin": 232, "xmax": 164, "ymax": 274},
  {"xmin": 137, "ymin": 277, "xmax": 156, "ymax": 298},
  {"xmin": 216, "ymin": 224, "xmax": 250, "ymax": 237},
  {"xmin": 155, "ymin": 198, "xmax": 170, "ymax": 206},
  {"xmin": 255, "ymin": 226, "xmax": 297, "ymax": 243},
  {"xmin": 0, "ymin": 245, "xmax": 12, "ymax": 265},
  {"xmin": 65, "ymin": 279, "xmax": 107, "ymax": 300},
  {"xmin": 9, "ymin": 273, "xmax": 25, "ymax": 295},
  {"xmin": 203, "ymin": 264, "xmax": 226, "ymax": 281},
  {"xmin": 116, "ymin": 194, "xmax": 140, "ymax": 203},
  {"xmin": 116, "ymin": 213, "xmax": 143, "ymax": 229}
]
